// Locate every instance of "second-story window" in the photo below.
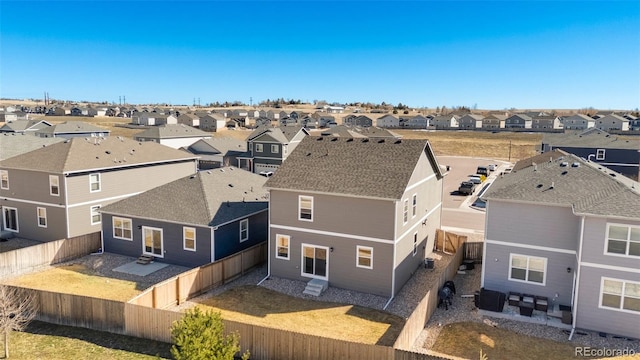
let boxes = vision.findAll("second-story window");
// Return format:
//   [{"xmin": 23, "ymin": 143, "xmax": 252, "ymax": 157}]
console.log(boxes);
[
  {"xmin": 239, "ymin": 219, "xmax": 249, "ymax": 242},
  {"xmin": 299, "ymin": 195, "xmax": 313, "ymax": 221},
  {"xmin": 255, "ymin": 144, "xmax": 263, "ymax": 153},
  {"xmin": 49, "ymin": 175, "xmax": 60, "ymax": 196},
  {"xmin": 271, "ymin": 144, "xmax": 279, "ymax": 153},
  {"xmin": 606, "ymin": 224, "xmax": 640, "ymax": 257},
  {"xmin": 0, "ymin": 170, "xmax": 8, "ymax": 190},
  {"xmin": 89, "ymin": 173, "xmax": 101, "ymax": 192},
  {"xmin": 403, "ymin": 199, "xmax": 409, "ymax": 224},
  {"xmin": 596, "ymin": 149, "xmax": 606, "ymax": 161},
  {"xmin": 412, "ymin": 194, "xmax": 417, "ymax": 218}
]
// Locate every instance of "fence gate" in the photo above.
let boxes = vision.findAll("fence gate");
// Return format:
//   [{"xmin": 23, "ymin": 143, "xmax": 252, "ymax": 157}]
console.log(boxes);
[{"xmin": 463, "ymin": 242, "xmax": 484, "ymax": 262}]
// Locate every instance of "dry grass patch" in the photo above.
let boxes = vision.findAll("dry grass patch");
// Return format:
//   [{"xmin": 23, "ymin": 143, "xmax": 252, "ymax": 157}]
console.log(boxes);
[
  {"xmin": 195, "ymin": 285, "xmax": 404, "ymax": 346},
  {"xmin": 432, "ymin": 322, "xmax": 637, "ymax": 360},
  {"xmin": 1, "ymin": 264, "xmax": 141, "ymax": 301}
]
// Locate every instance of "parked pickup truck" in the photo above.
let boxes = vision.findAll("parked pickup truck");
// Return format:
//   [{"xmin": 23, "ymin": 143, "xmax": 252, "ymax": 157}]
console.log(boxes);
[{"xmin": 458, "ymin": 181, "xmax": 477, "ymax": 195}]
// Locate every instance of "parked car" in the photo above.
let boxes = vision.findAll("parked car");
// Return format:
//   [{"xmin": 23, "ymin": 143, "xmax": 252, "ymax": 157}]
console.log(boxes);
[
  {"xmin": 488, "ymin": 164, "xmax": 497, "ymax": 172},
  {"xmin": 468, "ymin": 175, "xmax": 482, "ymax": 184},
  {"xmin": 476, "ymin": 166, "xmax": 489, "ymax": 176},
  {"xmin": 458, "ymin": 181, "xmax": 477, "ymax": 195},
  {"xmin": 503, "ymin": 168, "xmax": 512, "ymax": 174}
]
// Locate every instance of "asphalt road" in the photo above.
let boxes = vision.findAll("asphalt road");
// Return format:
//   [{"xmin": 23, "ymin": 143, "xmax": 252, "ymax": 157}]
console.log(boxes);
[{"xmin": 436, "ymin": 156, "xmax": 512, "ymax": 234}]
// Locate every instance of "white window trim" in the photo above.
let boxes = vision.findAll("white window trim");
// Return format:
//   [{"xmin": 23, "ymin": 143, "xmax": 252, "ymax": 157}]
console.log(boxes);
[
  {"xmin": 598, "ymin": 277, "xmax": 640, "ymax": 314},
  {"xmin": 90, "ymin": 205, "xmax": 101, "ymax": 225},
  {"xmin": 356, "ymin": 245, "xmax": 373, "ymax": 269},
  {"xmin": 275, "ymin": 234, "xmax": 290, "ymax": 260},
  {"xmin": 0, "ymin": 170, "xmax": 8, "ymax": 190},
  {"xmin": 239, "ymin": 219, "xmax": 249, "ymax": 242},
  {"xmin": 49, "ymin": 175, "xmax": 60, "ymax": 196},
  {"xmin": 183, "ymin": 226, "xmax": 197, "ymax": 251},
  {"xmin": 403, "ymin": 199, "xmax": 409, "ymax": 224},
  {"xmin": 300, "ymin": 243, "xmax": 329, "ymax": 280},
  {"xmin": 89, "ymin": 173, "xmax": 101, "ymax": 193},
  {"xmin": 255, "ymin": 143, "xmax": 263, "ymax": 152},
  {"xmin": 412, "ymin": 194, "xmax": 417, "ymax": 218},
  {"xmin": 271, "ymin": 144, "xmax": 279, "ymax": 153},
  {"xmin": 596, "ymin": 149, "xmax": 606, "ymax": 161},
  {"xmin": 298, "ymin": 195, "xmax": 314, "ymax": 222},
  {"xmin": 142, "ymin": 226, "xmax": 164, "ymax": 258},
  {"xmin": 2, "ymin": 207, "xmax": 19, "ymax": 232},
  {"xmin": 37, "ymin": 207, "xmax": 47, "ymax": 228},
  {"xmin": 508, "ymin": 253, "xmax": 547, "ymax": 286},
  {"xmin": 112, "ymin": 216, "xmax": 133, "ymax": 241},
  {"xmin": 604, "ymin": 223, "xmax": 640, "ymax": 258}
]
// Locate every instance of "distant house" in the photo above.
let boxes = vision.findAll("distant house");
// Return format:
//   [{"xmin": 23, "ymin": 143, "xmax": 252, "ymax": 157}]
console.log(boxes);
[
  {"xmin": 431, "ymin": 115, "xmax": 459, "ymax": 130},
  {"xmin": 134, "ymin": 124, "xmax": 211, "ymax": 149},
  {"xmin": 481, "ymin": 151, "xmax": 640, "ymax": 339},
  {"xmin": 199, "ymin": 114, "xmax": 226, "ymax": 132},
  {"xmin": 325, "ymin": 106, "xmax": 345, "ymax": 114},
  {"xmin": 264, "ymin": 136, "xmax": 444, "ymax": 297},
  {"xmin": 320, "ymin": 125, "xmax": 401, "ymax": 140},
  {"xmin": 177, "ymin": 113, "xmax": 201, "ymax": 128},
  {"xmin": 531, "ymin": 115, "xmax": 563, "ymax": 130},
  {"xmin": 35, "ymin": 121, "xmax": 110, "ymax": 139},
  {"xmin": 0, "ymin": 120, "xmax": 51, "ymax": 134},
  {"xmin": 131, "ymin": 113, "xmax": 178, "ymax": 126},
  {"xmin": 541, "ymin": 129, "xmax": 640, "ymax": 180},
  {"xmin": 376, "ymin": 114, "xmax": 400, "ymax": 128},
  {"xmin": 0, "ymin": 112, "xmax": 19, "ymax": 123},
  {"xmin": 100, "ymin": 168, "xmax": 268, "ymax": 267},
  {"xmin": 0, "ymin": 133, "xmax": 65, "ymax": 161},
  {"xmin": 344, "ymin": 115, "xmax": 373, "ymax": 127},
  {"xmin": 458, "ymin": 114, "xmax": 484, "ymax": 130},
  {"xmin": 236, "ymin": 126, "xmax": 308, "ymax": 174},
  {"xmin": 505, "ymin": 114, "xmax": 532, "ymax": 129},
  {"xmin": 595, "ymin": 114, "xmax": 629, "ymax": 132},
  {"xmin": 0, "ymin": 137, "xmax": 198, "ymax": 242},
  {"xmin": 185, "ymin": 137, "xmax": 247, "ymax": 170},
  {"xmin": 562, "ymin": 114, "xmax": 595, "ymax": 131},
  {"xmin": 481, "ymin": 114, "xmax": 507, "ymax": 129},
  {"xmin": 400, "ymin": 115, "xmax": 429, "ymax": 129}
]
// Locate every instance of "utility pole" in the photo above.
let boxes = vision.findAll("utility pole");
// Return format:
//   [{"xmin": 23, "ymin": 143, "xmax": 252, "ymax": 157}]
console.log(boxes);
[
  {"xmin": 508, "ymin": 140, "xmax": 512, "ymax": 162},
  {"xmin": 250, "ymin": 97, "xmax": 253, "ymax": 107}
]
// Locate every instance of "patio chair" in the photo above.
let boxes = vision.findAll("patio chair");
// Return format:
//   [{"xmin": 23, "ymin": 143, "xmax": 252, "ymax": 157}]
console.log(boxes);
[
  {"xmin": 535, "ymin": 295, "xmax": 548, "ymax": 312},
  {"xmin": 508, "ymin": 292, "xmax": 521, "ymax": 306}
]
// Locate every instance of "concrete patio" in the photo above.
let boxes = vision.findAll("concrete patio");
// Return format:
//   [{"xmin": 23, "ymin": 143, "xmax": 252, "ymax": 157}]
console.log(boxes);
[{"xmin": 479, "ymin": 302, "xmax": 572, "ymax": 330}]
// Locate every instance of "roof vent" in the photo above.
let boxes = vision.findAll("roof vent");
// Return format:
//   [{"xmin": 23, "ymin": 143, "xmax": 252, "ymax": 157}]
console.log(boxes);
[
  {"xmin": 394, "ymin": 139, "xmax": 402, "ymax": 144},
  {"xmin": 561, "ymin": 171, "xmax": 568, "ymax": 175},
  {"xmin": 228, "ymin": 184, "xmax": 233, "ymax": 187},
  {"xmin": 105, "ymin": 150, "xmax": 111, "ymax": 155},
  {"xmin": 378, "ymin": 139, "xmax": 385, "ymax": 143},
  {"xmin": 331, "ymin": 137, "xmax": 338, "ymax": 141},
  {"xmin": 560, "ymin": 162, "xmax": 569, "ymax": 167},
  {"xmin": 550, "ymin": 182, "xmax": 555, "ymax": 189},
  {"xmin": 533, "ymin": 163, "xmax": 537, "ymax": 171},
  {"xmin": 207, "ymin": 171, "xmax": 211, "ymax": 174},
  {"xmin": 536, "ymin": 184, "xmax": 543, "ymax": 188},
  {"xmin": 316, "ymin": 137, "xmax": 323, "ymax": 141},
  {"xmin": 610, "ymin": 173, "xmax": 616, "ymax": 177},
  {"xmin": 362, "ymin": 138, "xmax": 369, "ymax": 143},
  {"xmin": 346, "ymin": 138, "xmax": 353, "ymax": 142},
  {"xmin": 571, "ymin": 162, "xmax": 580, "ymax": 167}
]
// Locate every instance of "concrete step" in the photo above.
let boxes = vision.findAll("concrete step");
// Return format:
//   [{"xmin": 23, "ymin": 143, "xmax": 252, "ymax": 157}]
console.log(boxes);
[{"xmin": 303, "ymin": 278, "xmax": 328, "ymax": 297}]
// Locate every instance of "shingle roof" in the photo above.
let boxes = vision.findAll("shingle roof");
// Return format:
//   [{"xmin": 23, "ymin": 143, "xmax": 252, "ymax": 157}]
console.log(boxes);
[
  {"xmin": 0, "ymin": 133, "xmax": 65, "ymax": 160},
  {"xmin": 0, "ymin": 136, "xmax": 198, "ymax": 173},
  {"xmin": 483, "ymin": 150, "xmax": 640, "ymax": 219},
  {"xmin": 36, "ymin": 121, "xmax": 110, "ymax": 135},
  {"xmin": 264, "ymin": 136, "xmax": 440, "ymax": 199},
  {"xmin": 320, "ymin": 125, "xmax": 400, "ymax": 139},
  {"xmin": 188, "ymin": 137, "xmax": 246, "ymax": 155},
  {"xmin": 134, "ymin": 124, "xmax": 211, "ymax": 139},
  {"xmin": 101, "ymin": 167, "xmax": 268, "ymax": 226},
  {"xmin": 0, "ymin": 120, "xmax": 49, "ymax": 132},
  {"xmin": 247, "ymin": 125, "xmax": 306, "ymax": 143},
  {"xmin": 542, "ymin": 129, "xmax": 639, "ymax": 150}
]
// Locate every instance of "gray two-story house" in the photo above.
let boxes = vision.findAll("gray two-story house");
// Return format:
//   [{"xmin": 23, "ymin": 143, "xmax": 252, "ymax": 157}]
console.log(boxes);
[
  {"xmin": 264, "ymin": 136, "xmax": 444, "ymax": 300},
  {"xmin": 481, "ymin": 151, "xmax": 640, "ymax": 339},
  {"xmin": 236, "ymin": 126, "xmax": 308, "ymax": 174},
  {"xmin": 0, "ymin": 137, "xmax": 198, "ymax": 242}
]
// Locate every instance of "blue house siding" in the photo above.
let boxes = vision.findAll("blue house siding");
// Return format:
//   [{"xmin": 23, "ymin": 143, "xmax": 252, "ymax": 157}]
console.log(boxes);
[
  {"xmin": 544, "ymin": 146, "xmax": 640, "ymax": 180},
  {"xmin": 102, "ymin": 213, "xmax": 212, "ymax": 267},
  {"xmin": 214, "ymin": 210, "xmax": 268, "ymax": 260}
]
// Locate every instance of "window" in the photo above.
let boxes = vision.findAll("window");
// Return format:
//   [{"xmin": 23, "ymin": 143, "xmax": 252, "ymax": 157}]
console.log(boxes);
[
  {"xmin": 596, "ymin": 149, "xmax": 606, "ymax": 160},
  {"xmin": 276, "ymin": 234, "xmax": 290, "ymax": 259},
  {"xmin": 239, "ymin": 219, "xmax": 249, "ymax": 242},
  {"xmin": 356, "ymin": 246, "xmax": 373, "ymax": 269},
  {"xmin": 255, "ymin": 143, "xmax": 263, "ymax": 152},
  {"xmin": 509, "ymin": 254, "xmax": 546, "ymax": 285},
  {"xmin": 90, "ymin": 205, "xmax": 101, "ymax": 225},
  {"xmin": 403, "ymin": 199, "xmax": 409, "ymax": 224},
  {"xmin": 113, "ymin": 217, "xmax": 132, "ymax": 240},
  {"xmin": 183, "ymin": 227, "xmax": 196, "ymax": 251},
  {"xmin": 606, "ymin": 224, "xmax": 640, "ymax": 257},
  {"xmin": 49, "ymin": 175, "xmax": 60, "ymax": 196},
  {"xmin": 37, "ymin": 207, "xmax": 47, "ymax": 228},
  {"xmin": 0, "ymin": 170, "xmax": 8, "ymax": 190},
  {"xmin": 2, "ymin": 207, "xmax": 18, "ymax": 232},
  {"xmin": 142, "ymin": 226, "xmax": 163, "ymax": 257},
  {"xmin": 89, "ymin": 173, "xmax": 101, "ymax": 192},
  {"xmin": 600, "ymin": 278, "xmax": 640, "ymax": 313},
  {"xmin": 299, "ymin": 195, "xmax": 313, "ymax": 221},
  {"xmin": 412, "ymin": 194, "xmax": 417, "ymax": 218},
  {"xmin": 413, "ymin": 233, "xmax": 418, "ymax": 256},
  {"xmin": 271, "ymin": 144, "xmax": 279, "ymax": 153}
]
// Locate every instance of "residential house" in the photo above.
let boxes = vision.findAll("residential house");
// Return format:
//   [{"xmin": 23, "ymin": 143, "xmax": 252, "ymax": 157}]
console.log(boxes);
[
  {"xmin": 531, "ymin": 115, "xmax": 563, "ymax": 130},
  {"xmin": 236, "ymin": 126, "xmax": 308, "ymax": 174},
  {"xmin": 0, "ymin": 112, "xmax": 19, "ymax": 123},
  {"xmin": 185, "ymin": 137, "xmax": 247, "ymax": 170},
  {"xmin": 481, "ymin": 114, "xmax": 507, "ymax": 129},
  {"xmin": 46, "ymin": 106, "xmax": 71, "ymax": 116},
  {"xmin": 131, "ymin": 113, "xmax": 178, "ymax": 126},
  {"xmin": 541, "ymin": 129, "xmax": 640, "ymax": 180},
  {"xmin": 264, "ymin": 136, "xmax": 444, "ymax": 298},
  {"xmin": 0, "ymin": 133, "xmax": 65, "ymax": 161},
  {"xmin": 0, "ymin": 137, "xmax": 198, "ymax": 242},
  {"xmin": 96, "ymin": 107, "xmax": 116, "ymax": 117},
  {"xmin": 100, "ymin": 168, "xmax": 268, "ymax": 267},
  {"xmin": 325, "ymin": 106, "xmax": 345, "ymax": 114},
  {"xmin": 431, "ymin": 115, "xmax": 460, "ymax": 130},
  {"xmin": 400, "ymin": 115, "xmax": 429, "ymax": 129},
  {"xmin": 0, "ymin": 120, "xmax": 51, "ymax": 134},
  {"xmin": 35, "ymin": 121, "xmax": 110, "ymax": 139},
  {"xmin": 595, "ymin": 114, "xmax": 630, "ymax": 132},
  {"xmin": 505, "ymin": 114, "xmax": 533, "ymax": 129},
  {"xmin": 344, "ymin": 115, "xmax": 373, "ymax": 128},
  {"xmin": 458, "ymin": 114, "xmax": 484, "ymax": 130},
  {"xmin": 481, "ymin": 151, "xmax": 640, "ymax": 339},
  {"xmin": 134, "ymin": 124, "xmax": 211, "ymax": 149},
  {"xmin": 562, "ymin": 114, "xmax": 595, "ymax": 131},
  {"xmin": 199, "ymin": 114, "xmax": 226, "ymax": 132},
  {"xmin": 320, "ymin": 125, "xmax": 400, "ymax": 140},
  {"xmin": 376, "ymin": 114, "xmax": 400, "ymax": 128},
  {"xmin": 177, "ymin": 113, "xmax": 201, "ymax": 128}
]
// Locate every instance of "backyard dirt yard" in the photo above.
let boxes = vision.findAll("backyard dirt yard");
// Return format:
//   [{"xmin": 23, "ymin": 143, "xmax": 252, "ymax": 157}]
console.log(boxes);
[{"xmin": 193, "ymin": 285, "xmax": 404, "ymax": 346}]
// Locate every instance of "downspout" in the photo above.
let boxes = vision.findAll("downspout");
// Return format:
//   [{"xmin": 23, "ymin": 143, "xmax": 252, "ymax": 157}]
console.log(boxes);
[
  {"xmin": 64, "ymin": 174, "xmax": 70, "ymax": 239},
  {"xmin": 257, "ymin": 192, "xmax": 271, "ymax": 286},
  {"xmin": 481, "ymin": 201, "xmax": 489, "ymax": 288},
  {"xmin": 569, "ymin": 215, "xmax": 586, "ymax": 341},
  {"xmin": 384, "ymin": 199, "xmax": 399, "ymax": 310}
]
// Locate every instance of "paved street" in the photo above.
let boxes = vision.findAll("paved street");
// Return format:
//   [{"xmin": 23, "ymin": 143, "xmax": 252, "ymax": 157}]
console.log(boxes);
[{"xmin": 436, "ymin": 155, "xmax": 512, "ymax": 235}]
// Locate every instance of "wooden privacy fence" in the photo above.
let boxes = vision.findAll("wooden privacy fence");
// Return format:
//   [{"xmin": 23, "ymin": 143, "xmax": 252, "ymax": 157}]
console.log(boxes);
[
  {"xmin": 129, "ymin": 242, "xmax": 267, "ymax": 309},
  {"xmin": 394, "ymin": 232, "xmax": 466, "ymax": 351},
  {"xmin": 463, "ymin": 241, "xmax": 484, "ymax": 262},
  {"xmin": 434, "ymin": 229, "xmax": 467, "ymax": 254},
  {"xmin": 0, "ymin": 232, "xmax": 101, "ymax": 277}
]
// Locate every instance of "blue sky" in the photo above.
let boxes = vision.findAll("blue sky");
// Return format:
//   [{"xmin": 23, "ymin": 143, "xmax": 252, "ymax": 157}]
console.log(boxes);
[{"xmin": 1, "ymin": 1, "xmax": 639, "ymax": 109}]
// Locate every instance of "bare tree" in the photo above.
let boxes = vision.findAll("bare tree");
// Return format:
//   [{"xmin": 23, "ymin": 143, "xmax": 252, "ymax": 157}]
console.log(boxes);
[{"xmin": 0, "ymin": 285, "xmax": 38, "ymax": 358}]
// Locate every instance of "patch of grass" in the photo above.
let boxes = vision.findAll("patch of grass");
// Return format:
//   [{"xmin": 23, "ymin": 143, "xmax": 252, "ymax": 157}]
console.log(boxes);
[
  {"xmin": 432, "ymin": 322, "xmax": 637, "ymax": 360},
  {"xmin": 1, "ymin": 264, "xmax": 141, "ymax": 301},
  {"xmin": 4, "ymin": 320, "xmax": 171, "ymax": 360},
  {"xmin": 195, "ymin": 285, "xmax": 404, "ymax": 346}
]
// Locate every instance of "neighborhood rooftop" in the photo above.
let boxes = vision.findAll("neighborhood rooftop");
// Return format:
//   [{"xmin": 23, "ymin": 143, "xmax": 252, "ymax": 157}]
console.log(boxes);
[
  {"xmin": 264, "ymin": 136, "xmax": 440, "ymax": 199},
  {"xmin": 134, "ymin": 124, "xmax": 211, "ymax": 139},
  {"xmin": 0, "ymin": 136, "xmax": 199, "ymax": 173},
  {"xmin": 483, "ymin": 150, "xmax": 640, "ymax": 219},
  {"xmin": 0, "ymin": 132, "xmax": 65, "ymax": 161},
  {"xmin": 36, "ymin": 120, "xmax": 110, "ymax": 135},
  {"xmin": 100, "ymin": 167, "xmax": 268, "ymax": 226},
  {"xmin": 247, "ymin": 125, "xmax": 305, "ymax": 143},
  {"xmin": 542, "ymin": 129, "xmax": 640, "ymax": 150}
]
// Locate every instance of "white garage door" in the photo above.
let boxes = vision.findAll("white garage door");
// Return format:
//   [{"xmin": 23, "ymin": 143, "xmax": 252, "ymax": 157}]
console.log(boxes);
[{"xmin": 254, "ymin": 163, "xmax": 280, "ymax": 174}]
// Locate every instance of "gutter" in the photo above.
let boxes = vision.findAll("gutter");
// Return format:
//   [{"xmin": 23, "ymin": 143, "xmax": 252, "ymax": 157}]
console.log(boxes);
[{"xmin": 569, "ymin": 215, "xmax": 586, "ymax": 341}]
